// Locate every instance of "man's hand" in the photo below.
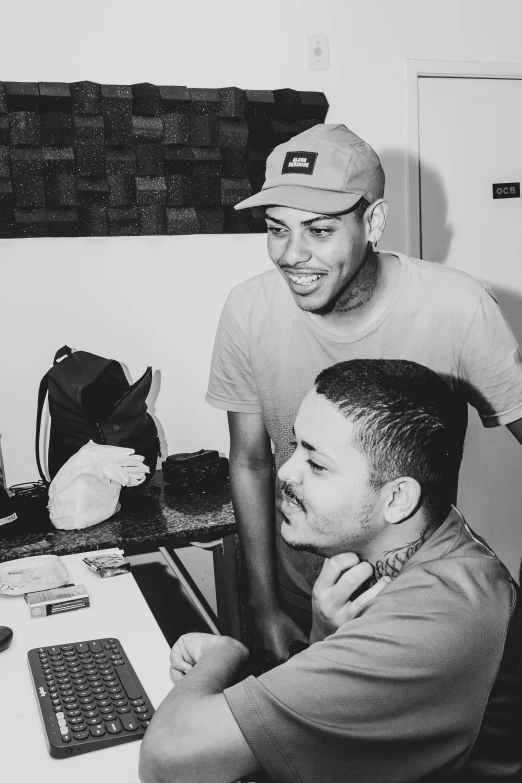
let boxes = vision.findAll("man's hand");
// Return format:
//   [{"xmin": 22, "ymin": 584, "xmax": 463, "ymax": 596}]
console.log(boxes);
[
  {"xmin": 254, "ymin": 607, "xmax": 309, "ymax": 664},
  {"xmin": 310, "ymin": 553, "xmax": 390, "ymax": 643},
  {"xmin": 170, "ymin": 633, "xmax": 248, "ymax": 685}
]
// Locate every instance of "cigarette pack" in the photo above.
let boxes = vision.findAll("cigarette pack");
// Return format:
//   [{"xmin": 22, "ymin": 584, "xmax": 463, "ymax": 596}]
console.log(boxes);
[{"xmin": 25, "ymin": 584, "xmax": 90, "ymax": 619}]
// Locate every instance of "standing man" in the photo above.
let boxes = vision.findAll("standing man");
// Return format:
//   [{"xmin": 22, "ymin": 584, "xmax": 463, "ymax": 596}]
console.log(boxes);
[{"xmin": 206, "ymin": 124, "xmax": 522, "ymax": 661}]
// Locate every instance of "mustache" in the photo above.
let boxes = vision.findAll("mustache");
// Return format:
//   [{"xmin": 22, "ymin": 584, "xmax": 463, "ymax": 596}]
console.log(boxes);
[{"xmin": 281, "ymin": 481, "xmax": 306, "ymax": 511}]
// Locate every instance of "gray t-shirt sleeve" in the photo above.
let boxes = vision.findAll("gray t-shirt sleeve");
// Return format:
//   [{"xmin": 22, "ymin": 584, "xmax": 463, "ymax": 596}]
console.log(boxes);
[
  {"xmin": 225, "ymin": 558, "xmax": 510, "ymax": 783},
  {"xmin": 205, "ymin": 288, "xmax": 262, "ymax": 414},
  {"xmin": 458, "ymin": 286, "xmax": 522, "ymax": 426}
]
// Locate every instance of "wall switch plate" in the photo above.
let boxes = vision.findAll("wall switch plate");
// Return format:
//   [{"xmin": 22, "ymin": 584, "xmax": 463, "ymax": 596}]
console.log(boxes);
[{"xmin": 308, "ymin": 34, "xmax": 329, "ymax": 70}]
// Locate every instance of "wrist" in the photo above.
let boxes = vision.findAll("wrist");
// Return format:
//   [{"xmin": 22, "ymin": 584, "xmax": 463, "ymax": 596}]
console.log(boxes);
[{"xmin": 209, "ymin": 635, "xmax": 250, "ymax": 664}]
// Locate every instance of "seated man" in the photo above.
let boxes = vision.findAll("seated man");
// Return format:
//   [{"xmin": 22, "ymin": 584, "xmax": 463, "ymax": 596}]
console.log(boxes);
[{"xmin": 139, "ymin": 360, "xmax": 522, "ymax": 783}]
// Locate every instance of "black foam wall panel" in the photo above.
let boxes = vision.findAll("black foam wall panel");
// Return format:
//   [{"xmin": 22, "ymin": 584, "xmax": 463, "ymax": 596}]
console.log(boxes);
[{"xmin": 0, "ymin": 82, "xmax": 328, "ymax": 238}]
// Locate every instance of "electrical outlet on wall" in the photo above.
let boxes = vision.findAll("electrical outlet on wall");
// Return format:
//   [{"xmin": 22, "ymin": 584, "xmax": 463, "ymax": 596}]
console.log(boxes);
[{"xmin": 307, "ymin": 34, "xmax": 329, "ymax": 70}]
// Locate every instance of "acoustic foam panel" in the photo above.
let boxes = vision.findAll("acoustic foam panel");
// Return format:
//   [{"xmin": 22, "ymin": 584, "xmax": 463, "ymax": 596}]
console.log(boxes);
[{"xmin": 0, "ymin": 81, "xmax": 328, "ymax": 238}]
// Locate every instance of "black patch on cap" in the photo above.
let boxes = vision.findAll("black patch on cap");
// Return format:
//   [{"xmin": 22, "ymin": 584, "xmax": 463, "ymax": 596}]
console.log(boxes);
[{"xmin": 282, "ymin": 150, "xmax": 318, "ymax": 175}]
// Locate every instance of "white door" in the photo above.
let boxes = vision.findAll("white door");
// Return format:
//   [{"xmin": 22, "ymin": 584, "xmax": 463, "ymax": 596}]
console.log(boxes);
[{"xmin": 418, "ymin": 75, "xmax": 522, "ymax": 579}]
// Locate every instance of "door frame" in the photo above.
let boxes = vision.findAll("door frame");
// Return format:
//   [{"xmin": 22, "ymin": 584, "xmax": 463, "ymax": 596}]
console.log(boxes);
[{"xmin": 406, "ymin": 59, "xmax": 522, "ymax": 258}]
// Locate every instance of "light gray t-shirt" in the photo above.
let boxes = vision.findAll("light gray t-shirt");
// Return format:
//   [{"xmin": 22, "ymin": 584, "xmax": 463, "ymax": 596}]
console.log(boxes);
[
  {"xmin": 225, "ymin": 509, "xmax": 522, "ymax": 782},
  {"xmin": 206, "ymin": 253, "xmax": 522, "ymax": 603}
]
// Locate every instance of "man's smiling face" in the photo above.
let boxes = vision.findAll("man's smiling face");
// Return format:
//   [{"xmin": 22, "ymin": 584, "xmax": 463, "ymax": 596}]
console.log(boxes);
[
  {"xmin": 278, "ymin": 389, "xmax": 383, "ymax": 558},
  {"xmin": 265, "ymin": 205, "xmax": 370, "ymax": 315}
]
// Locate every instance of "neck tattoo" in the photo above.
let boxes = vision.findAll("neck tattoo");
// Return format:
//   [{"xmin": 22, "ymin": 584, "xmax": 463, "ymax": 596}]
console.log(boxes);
[
  {"xmin": 334, "ymin": 254, "xmax": 378, "ymax": 314},
  {"xmin": 372, "ymin": 529, "xmax": 430, "ymax": 582}
]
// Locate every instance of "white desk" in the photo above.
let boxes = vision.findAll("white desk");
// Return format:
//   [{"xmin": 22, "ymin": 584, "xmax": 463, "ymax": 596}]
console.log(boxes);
[{"xmin": 0, "ymin": 551, "xmax": 172, "ymax": 782}]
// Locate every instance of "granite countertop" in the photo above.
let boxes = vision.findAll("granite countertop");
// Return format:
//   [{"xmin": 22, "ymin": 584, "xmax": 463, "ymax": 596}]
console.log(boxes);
[{"xmin": 0, "ymin": 472, "xmax": 236, "ymax": 563}]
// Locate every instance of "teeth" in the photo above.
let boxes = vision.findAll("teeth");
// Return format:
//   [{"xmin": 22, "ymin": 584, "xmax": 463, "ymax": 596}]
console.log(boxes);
[{"xmin": 288, "ymin": 274, "xmax": 321, "ymax": 286}]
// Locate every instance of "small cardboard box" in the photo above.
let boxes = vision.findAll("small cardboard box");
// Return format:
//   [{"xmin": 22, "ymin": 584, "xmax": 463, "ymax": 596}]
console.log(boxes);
[{"xmin": 25, "ymin": 584, "xmax": 90, "ymax": 619}]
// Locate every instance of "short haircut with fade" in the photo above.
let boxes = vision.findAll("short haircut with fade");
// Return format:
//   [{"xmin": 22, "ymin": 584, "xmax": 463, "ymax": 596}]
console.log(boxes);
[{"xmin": 314, "ymin": 359, "xmax": 466, "ymax": 523}]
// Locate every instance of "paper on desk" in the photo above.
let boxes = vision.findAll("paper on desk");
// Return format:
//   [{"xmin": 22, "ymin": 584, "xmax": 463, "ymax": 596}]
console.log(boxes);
[{"xmin": 0, "ymin": 554, "xmax": 70, "ymax": 596}]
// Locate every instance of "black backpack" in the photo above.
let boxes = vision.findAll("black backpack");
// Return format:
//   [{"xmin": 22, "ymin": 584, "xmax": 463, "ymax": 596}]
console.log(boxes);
[{"xmin": 36, "ymin": 346, "xmax": 160, "ymax": 484}]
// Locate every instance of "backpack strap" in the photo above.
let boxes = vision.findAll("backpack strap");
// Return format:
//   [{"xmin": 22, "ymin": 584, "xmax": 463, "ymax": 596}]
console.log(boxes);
[
  {"xmin": 35, "ymin": 346, "xmax": 72, "ymax": 484},
  {"xmin": 35, "ymin": 372, "xmax": 50, "ymax": 484}
]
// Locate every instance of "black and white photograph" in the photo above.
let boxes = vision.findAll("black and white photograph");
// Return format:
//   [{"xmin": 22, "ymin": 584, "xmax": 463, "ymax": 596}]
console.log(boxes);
[{"xmin": 1, "ymin": 2, "xmax": 522, "ymax": 781}]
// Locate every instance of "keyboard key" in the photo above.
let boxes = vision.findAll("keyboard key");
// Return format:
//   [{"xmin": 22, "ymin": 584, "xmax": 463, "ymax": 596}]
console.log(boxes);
[
  {"xmin": 86, "ymin": 717, "xmax": 102, "ymax": 725},
  {"xmin": 75, "ymin": 643, "xmax": 88, "ymax": 654},
  {"xmin": 131, "ymin": 699, "xmax": 144, "ymax": 707},
  {"xmin": 63, "ymin": 696, "xmax": 77, "ymax": 704},
  {"xmin": 96, "ymin": 699, "xmax": 111, "ymax": 708},
  {"xmin": 89, "ymin": 641, "xmax": 102, "ymax": 654},
  {"xmin": 120, "ymin": 712, "xmax": 139, "ymax": 731},
  {"xmin": 62, "ymin": 734, "xmax": 71, "ymax": 743},
  {"xmin": 118, "ymin": 666, "xmax": 141, "ymax": 700},
  {"xmin": 73, "ymin": 677, "xmax": 87, "ymax": 685},
  {"xmin": 60, "ymin": 726, "xmax": 69, "ymax": 736},
  {"xmin": 68, "ymin": 666, "xmax": 82, "ymax": 674},
  {"xmin": 79, "ymin": 696, "xmax": 94, "ymax": 705},
  {"xmin": 116, "ymin": 706, "xmax": 131, "ymax": 713},
  {"xmin": 108, "ymin": 688, "xmax": 123, "ymax": 696},
  {"xmin": 75, "ymin": 683, "xmax": 90, "ymax": 691},
  {"xmin": 56, "ymin": 677, "xmax": 71, "ymax": 684},
  {"xmin": 103, "ymin": 674, "xmax": 116, "ymax": 682},
  {"xmin": 58, "ymin": 718, "xmax": 67, "ymax": 727},
  {"xmin": 61, "ymin": 645, "xmax": 74, "ymax": 651},
  {"xmin": 73, "ymin": 723, "xmax": 87, "ymax": 732},
  {"xmin": 98, "ymin": 663, "xmax": 111, "ymax": 670},
  {"xmin": 78, "ymin": 652, "xmax": 91, "ymax": 660},
  {"xmin": 138, "ymin": 712, "xmax": 152, "ymax": 721},
  {"xmin": 110, "ymin": 654, "xmax": 122, "ymax": 660},
  {"xmin": 135, "ymin": 705, "xmax": 148, "ymax": 713},
  {"xmin": 56, "ymin": 712, "xmax": 65, "ymax": 720},
  {"xmin": 66, "ymin": 709, "xmax": 81, "ymax": 717},
  {"xmin": 104, "ymin": 643, "xmax": 112, "ymax": 650},
  {"xmin": 113, "ymin": 698, "xmax": 128, "ymax": 707},
  {"xmin": 106, "ymin": 719, "xmax": 122, "ymax": 734},
  {"xmin": 70, "ymin": 716, "xmax": 84, "ymax": 725},
  {"xmin": 83, "ymin": 662, "xmax": 96, "ymax": 670},
  {"xmin": 102, "ymin": 712, "xmax": 118, "ymax": 721},
  {"xmin": 48, "ymin": 647, "xmax": 61, "ymax": 655},
  {"xmin": 92, "ymin": 686, "xmax": 106, "ymax": 694},
  {"xmin": 73, "ymin": 731, "xmax": 89, "ymax": 740},
  {"xmin": 54, "ymin": 705, "xmax": 63, "ymax": 712},
  {"xmin": 93, "ymin": 652, "xmax": 106, "ymax": 659},
  {"xmin": 84, "ymin": 709, "xmax": 99, "ymax": 718},
  {"xmin": 52, "ymin": 698, "xmax": 61, "ymax": 706},
  {"xmin": 140, "ymin": 720, "xmax": 151, "ymax": 728},
  {"xmin": 90, "ymin": 724, "xmax": 106, "ymax": 736},
  {"xmin": 113, "ymin": 660, "xmax": 123, "ymax": 666},
  {"xmin": 60, "ymin": 689, "xmax": 75, "ymax": 696},
  {"xmin": 100, "ymin": 705, "xmax": 114, "ymax": 714}
]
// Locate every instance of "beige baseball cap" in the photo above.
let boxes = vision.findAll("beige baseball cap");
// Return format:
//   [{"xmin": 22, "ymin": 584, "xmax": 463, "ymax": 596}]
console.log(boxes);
[{"xmin": 235, "ymin": 123, "xmax": 385, "ymax": 213}]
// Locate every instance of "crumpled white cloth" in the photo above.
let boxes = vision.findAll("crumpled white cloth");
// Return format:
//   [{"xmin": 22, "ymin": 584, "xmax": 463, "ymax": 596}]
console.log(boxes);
[{"xmin": 48, "ymin": 440, "xmax": 149, "ymax": 530}]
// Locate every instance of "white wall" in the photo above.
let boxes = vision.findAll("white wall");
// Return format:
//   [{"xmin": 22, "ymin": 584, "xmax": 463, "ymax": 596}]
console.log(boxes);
[{"xmin": 3, "ymin": 0, "xmax": 522, "ymax": 484}]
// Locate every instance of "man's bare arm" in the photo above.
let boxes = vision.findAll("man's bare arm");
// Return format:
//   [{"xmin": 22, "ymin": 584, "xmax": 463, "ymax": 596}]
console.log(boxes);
[
  {"xmin": 228, "ymin": 412, "xmax": 307, "ymax": 660},
  {"xmin": 139, "ymin": 636, "xmax": 259, "ymax": 783}
]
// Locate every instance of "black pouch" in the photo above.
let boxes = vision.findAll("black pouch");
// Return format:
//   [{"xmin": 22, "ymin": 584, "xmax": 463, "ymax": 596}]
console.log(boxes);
[{"xmin": 162, "ymin": 449, "xmax": 228, "ymax": 492}]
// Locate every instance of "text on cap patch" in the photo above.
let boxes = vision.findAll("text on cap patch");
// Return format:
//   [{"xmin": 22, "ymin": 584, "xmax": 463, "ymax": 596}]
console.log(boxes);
[{"xmin": 282, "ymin": 150, "xmax": 318, "ymax": 175}]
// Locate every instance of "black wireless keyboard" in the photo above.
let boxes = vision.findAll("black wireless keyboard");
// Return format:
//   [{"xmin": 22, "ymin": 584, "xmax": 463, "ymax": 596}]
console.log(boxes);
[{"xmin": 28, "ymin": 637, "xmax": 155, "ymax": 758}]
